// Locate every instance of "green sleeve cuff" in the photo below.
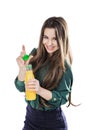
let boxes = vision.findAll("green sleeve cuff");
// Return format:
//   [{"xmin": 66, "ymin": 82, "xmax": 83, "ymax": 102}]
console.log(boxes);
[
  {"xmin": 49, "ymin": 91, "xmax": 61, "ymax": 102},
  {"xmin": 48, "ymin": 87, "xmax": 70, "ymax": 107},
  {"xmin": 14, "ymin": 77, "xmax": 25, "ymax": 92},
  {"xmin": 48, "ymin": 91, "xmax": 62, "ymax": 106}
]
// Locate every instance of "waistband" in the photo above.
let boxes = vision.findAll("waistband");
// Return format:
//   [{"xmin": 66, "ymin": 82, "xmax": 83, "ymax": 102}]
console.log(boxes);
[{"xmin": 27, "ymin": 105, "xmax": 61, "ymax": 115}]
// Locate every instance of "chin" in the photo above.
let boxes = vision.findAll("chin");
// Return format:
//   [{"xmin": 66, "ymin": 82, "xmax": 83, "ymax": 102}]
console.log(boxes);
[{"xmin": 47, "ymin": 49, "xmax": 56, "ymax": 54}]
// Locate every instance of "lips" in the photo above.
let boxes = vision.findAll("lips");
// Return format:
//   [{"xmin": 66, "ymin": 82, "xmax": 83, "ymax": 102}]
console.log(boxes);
[{"xmin": 46, "ymin": 45, "xmax": 55, "ymax": 52}]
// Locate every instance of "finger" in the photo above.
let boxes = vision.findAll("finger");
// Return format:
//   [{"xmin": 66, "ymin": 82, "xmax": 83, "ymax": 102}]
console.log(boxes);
[
  {"xmin": 20, "ymin": 45, "xmax": 26, "ymax": 57},
  {"xmin": 22, "ymin": 45, "xmax": 26, "ymax": 51},
  {"xmin": 26, "ymin": 84, "xmax": 36, "ymax": 89},
  {"xmin": 22, "ymin": 45, "xmax": 26, "ymax": 54},
  {"xmin": 28, "ymin": 79, "xmax": 38, "ymax": 84},
  {"xmin": 20, "ymin": 51, "xmax": 26, "ymax": 57},
  {"xmin": 16, "ymin": 56, "xmax": 24, "ymax": 65},
  {"xmin": 28, "ymin": 79, "xmax": 36, "ymax": 82},
  {"xmin": 26, "ymin": 55, "xmax": 33, "ymax": 65},
  {"xmin": 16, "ymin": 56, "xmax": 23, "ymax": 62},
  {"xmin": 26, "ymin": 88, "xmax": 36, "ymax": 91},
  {"xmin": 27, "ymin": 82, "xmax": 36, "ymax": 86}
]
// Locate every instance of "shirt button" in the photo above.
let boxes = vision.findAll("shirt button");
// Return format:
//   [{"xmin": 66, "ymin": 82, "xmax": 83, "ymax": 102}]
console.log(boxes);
[{"xmin": 54, "ymin": 98, "xmax": 56, "ymax": 101}]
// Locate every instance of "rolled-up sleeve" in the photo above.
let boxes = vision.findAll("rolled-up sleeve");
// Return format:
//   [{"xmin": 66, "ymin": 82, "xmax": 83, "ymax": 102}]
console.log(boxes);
[
  {"xmin": 14, "ymin": 77, "xmax": 25, "ymax": 92},
  {"xmin": 48, "ymin": 64, "xmax": 73, "ymax": 107}
]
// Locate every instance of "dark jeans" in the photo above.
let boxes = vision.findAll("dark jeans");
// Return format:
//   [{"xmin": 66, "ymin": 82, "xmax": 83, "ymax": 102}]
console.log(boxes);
[{"xmin": 22, "ymin": 105, "xmax": 68, "ymax": 130}]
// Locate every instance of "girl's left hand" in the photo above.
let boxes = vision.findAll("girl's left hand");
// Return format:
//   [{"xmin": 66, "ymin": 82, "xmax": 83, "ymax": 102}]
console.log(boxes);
[{"xmin": 25, "ymin": 79, "xmax": 41, "ymax": 95}]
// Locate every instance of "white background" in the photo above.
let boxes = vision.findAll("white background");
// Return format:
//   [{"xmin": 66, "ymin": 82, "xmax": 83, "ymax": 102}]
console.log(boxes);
[{"xmin": 0, "ymin": 0, "xmax": 87, "ymax": 129}]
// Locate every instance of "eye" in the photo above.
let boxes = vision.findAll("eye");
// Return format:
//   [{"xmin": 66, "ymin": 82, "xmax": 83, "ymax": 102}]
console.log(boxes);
[
  {"xmin": 53, "ymin": 37, "xmax": 57, "ymax": 41},
  {"xmin": 43, "ymin": 35, "xmax": 48, "ymax": 39}
]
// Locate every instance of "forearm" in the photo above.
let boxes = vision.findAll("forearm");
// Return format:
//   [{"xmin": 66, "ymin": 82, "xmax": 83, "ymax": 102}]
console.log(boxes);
[
  {"xmin": 18, "ymin": 68, "xmax": 26, "ymax": 81},
  {"xmin": 38, "ymin": 87, "xmax": 52, "ymax": 101}
]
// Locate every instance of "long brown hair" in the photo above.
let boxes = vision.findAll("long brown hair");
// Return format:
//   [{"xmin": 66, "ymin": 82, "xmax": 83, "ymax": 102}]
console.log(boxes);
[{"xmin": 30, "ymin": 17, "xmax": 73, "ymax": 107}]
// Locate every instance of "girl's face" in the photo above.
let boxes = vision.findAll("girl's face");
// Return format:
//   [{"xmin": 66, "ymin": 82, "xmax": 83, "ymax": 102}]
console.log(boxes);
[{"xmin": 42, "ymin": 28, "xmax": 59, "ymax": 55}]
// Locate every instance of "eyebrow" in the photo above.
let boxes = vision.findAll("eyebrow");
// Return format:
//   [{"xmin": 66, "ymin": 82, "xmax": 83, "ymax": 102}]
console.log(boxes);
[
  {"xmin": 43, "ymin": 34, "xmax": 47, "ymax": 36},
  {"xmin": 43, "ymin": 35, "xmax": 56, "ymax": 39}
]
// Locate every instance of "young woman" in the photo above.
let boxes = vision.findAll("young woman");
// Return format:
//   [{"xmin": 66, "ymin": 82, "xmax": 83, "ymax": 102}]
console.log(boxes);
[{"xmin": 15, "ymin": 16, "xmax": 73, "ymax": 130}]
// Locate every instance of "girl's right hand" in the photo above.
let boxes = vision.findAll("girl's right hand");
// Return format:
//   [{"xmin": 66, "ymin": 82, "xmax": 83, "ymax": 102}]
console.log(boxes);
[
  {"xmin": 16, "ymin": 45, "xmax": 33, "ymax": 69},
  {"xmin": 16, "ymin": 45, "xmax": 26, "ymax": 69},
  {"xmin": 16, "ymin": 45, "xmax": 33, "ymax": 81}
]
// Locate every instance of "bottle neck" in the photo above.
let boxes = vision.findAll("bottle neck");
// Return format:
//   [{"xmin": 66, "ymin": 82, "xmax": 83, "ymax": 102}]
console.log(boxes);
[
  {"xmin": 26, "ymin": 64, "xmax": 32, "ymax": 71},
  {"xmin": 26, "ymin": 68, "xmax": 32, "ymax": 71}
]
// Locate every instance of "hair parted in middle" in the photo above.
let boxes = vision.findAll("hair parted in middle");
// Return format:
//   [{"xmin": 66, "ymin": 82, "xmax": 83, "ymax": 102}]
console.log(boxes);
[{"xmin": 30, "ymin": 16, "xmax": 73, "ymax": 107}]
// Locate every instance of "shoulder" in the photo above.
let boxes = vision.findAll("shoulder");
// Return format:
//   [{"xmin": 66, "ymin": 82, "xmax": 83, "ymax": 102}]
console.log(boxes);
[
  {"xmin": 65, "ymin": 60, "xmax": 72, "ymax": 73},
  {"xmin": 29, "ymin": 48, "xmax": 37, "ymax": 56}
]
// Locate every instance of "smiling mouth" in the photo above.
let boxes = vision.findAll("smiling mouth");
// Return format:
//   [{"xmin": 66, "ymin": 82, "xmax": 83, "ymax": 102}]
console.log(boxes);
[{"xmin": 46, "ymin": 46, "xmax": 55, "ymax": 51}]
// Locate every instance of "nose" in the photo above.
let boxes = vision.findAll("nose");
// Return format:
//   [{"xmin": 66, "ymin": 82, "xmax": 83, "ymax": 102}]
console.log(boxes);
[{"xmin": 47, "ymin": 39, "xmax": 52, "ymax": 45}]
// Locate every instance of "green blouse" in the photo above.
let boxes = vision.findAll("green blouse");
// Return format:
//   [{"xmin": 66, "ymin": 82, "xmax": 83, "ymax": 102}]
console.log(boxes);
[{"xmin": 14, "ymin": 48, "xmax": 73, "ymax": 111}]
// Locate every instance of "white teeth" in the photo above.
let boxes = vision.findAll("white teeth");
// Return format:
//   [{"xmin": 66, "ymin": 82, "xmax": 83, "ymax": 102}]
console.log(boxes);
[{"xmin": 47, "ymin": 46, "xmax": 54, "ymax": 50}]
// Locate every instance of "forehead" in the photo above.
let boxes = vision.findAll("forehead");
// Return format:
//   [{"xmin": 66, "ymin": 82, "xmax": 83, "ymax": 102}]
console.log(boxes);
[{"xmin": 44, "ymin": 28, "xmax": 56, "ymax": 36}]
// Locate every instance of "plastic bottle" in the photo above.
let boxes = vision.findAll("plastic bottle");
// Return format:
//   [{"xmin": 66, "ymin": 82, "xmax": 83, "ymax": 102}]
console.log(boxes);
[{"xmin": 25, "ymin": 64, "xmax": 36, "ymax": 100}]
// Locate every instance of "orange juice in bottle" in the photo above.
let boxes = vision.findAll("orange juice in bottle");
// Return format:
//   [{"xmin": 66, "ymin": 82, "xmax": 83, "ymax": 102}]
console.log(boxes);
[{"xmin": 25, "ymin": 64, "xmax": 36, "ymax": 100}]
